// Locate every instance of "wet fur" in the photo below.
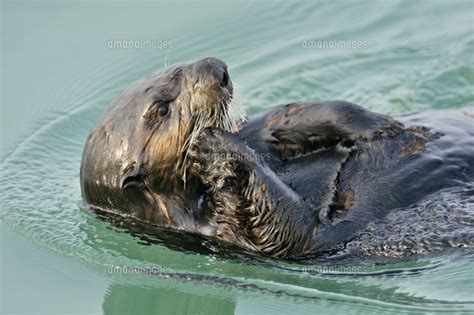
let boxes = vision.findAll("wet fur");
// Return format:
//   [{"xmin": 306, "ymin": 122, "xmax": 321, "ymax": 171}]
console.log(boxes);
[
  {"xmin": 187, "ymin": 102, "xmax": 474, "ymax": 258},
  {"xmin": 81, "ymin": 57, "xmax": 474, "ymax": 259}
]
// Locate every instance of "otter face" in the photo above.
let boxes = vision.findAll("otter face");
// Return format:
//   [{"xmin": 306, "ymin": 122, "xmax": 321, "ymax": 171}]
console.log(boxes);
[
  {"xmin": 80, "ymin": 57, "xmax": 245, "ymax": 230},
  {"xmin": 127, "ymin": 57, "xmax": 244, "ymax": 184}
]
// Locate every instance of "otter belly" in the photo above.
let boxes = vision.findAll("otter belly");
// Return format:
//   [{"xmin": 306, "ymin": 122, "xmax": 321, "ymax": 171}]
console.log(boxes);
[{"xmin": 241, "ymin": 107, "xmax": 474, "ymax": 257}]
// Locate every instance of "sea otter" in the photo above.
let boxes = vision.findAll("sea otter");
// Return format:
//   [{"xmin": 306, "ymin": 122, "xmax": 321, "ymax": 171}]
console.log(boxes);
[{"xmin": 80, "ymin": 57, "xmax": 474, "ymax": 259}]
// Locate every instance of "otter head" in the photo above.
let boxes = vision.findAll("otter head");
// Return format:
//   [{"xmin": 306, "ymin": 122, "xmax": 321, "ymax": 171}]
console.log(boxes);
[{"xmin": 80, "ymin": 57, "xmax": 245, "ymax": 232}]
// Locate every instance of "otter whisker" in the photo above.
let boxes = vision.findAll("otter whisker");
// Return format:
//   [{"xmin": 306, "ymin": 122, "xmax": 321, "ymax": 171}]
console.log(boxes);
[
  {"xmin": 215, "ymin": 88, "xmax": 246, "ymax": 133},
  {"xmin": 179, "ymin": 87, "xmax": 246, "ymax": 185},
  {"xmin": 180, "ymin": 112, "xmax": 211, "ymax": 183},
  {"xmin": 226, "ymin": 86, "xmax": 247, "ymax": 131}
]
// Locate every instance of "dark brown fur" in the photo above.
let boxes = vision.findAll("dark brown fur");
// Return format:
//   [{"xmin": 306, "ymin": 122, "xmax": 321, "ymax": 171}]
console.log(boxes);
[{"xmin": 81, "ymin": 57, "xmax": 474, "ymax": 259}]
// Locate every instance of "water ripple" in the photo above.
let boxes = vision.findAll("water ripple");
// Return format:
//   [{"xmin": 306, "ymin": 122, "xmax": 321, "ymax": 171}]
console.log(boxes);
[{"xmin": 1, "ymin": 0, "xmax": 473, "ymax": 310}]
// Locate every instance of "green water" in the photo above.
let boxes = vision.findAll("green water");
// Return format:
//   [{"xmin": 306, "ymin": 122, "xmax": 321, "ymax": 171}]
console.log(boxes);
[{"xmin": 1, "ymin": 0, "xmax": 473, "ymax": 314}]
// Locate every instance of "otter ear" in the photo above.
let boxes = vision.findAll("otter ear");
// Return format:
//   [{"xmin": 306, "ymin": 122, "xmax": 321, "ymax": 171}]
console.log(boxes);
[{"xmin": 120, "ymin": 163, "xmax": 146, "ymax": 189}]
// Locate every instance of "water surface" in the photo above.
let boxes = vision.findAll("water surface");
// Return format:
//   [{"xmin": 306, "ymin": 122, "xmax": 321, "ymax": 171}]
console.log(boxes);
[{"xmin": 1, "ymin": 1, "xmax": 473, "ymax": 314}]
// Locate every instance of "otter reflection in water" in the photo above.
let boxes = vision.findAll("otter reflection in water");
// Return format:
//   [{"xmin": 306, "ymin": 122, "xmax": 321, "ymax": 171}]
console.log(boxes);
[{"xmin": 80, "ymin": 57, "xmax": 474, "ymax": 259}]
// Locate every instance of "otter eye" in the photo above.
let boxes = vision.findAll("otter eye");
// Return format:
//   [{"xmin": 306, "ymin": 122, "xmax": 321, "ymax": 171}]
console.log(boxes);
[{"xmin": 157, "ymin": 103, "xmax": 169, "ymax": 117}]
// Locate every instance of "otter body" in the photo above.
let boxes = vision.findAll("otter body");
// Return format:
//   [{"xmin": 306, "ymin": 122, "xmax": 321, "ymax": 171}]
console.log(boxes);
[
  {"xmin": 237, "ymin": 104, "xmax": 474, "ymax": 256},
  {"xmin": 80, "ymin": 57, "xmax": 474, "ymax": 259}
]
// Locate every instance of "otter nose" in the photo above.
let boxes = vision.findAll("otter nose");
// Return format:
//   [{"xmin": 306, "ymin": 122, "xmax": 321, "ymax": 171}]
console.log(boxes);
[
  {"xmin": 220, "ymin": 69, "xmax": 230, "ymax": 89},
  {"xmin": 195, "ymin": 57, "xmax": 232, "ymax": 91}
]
